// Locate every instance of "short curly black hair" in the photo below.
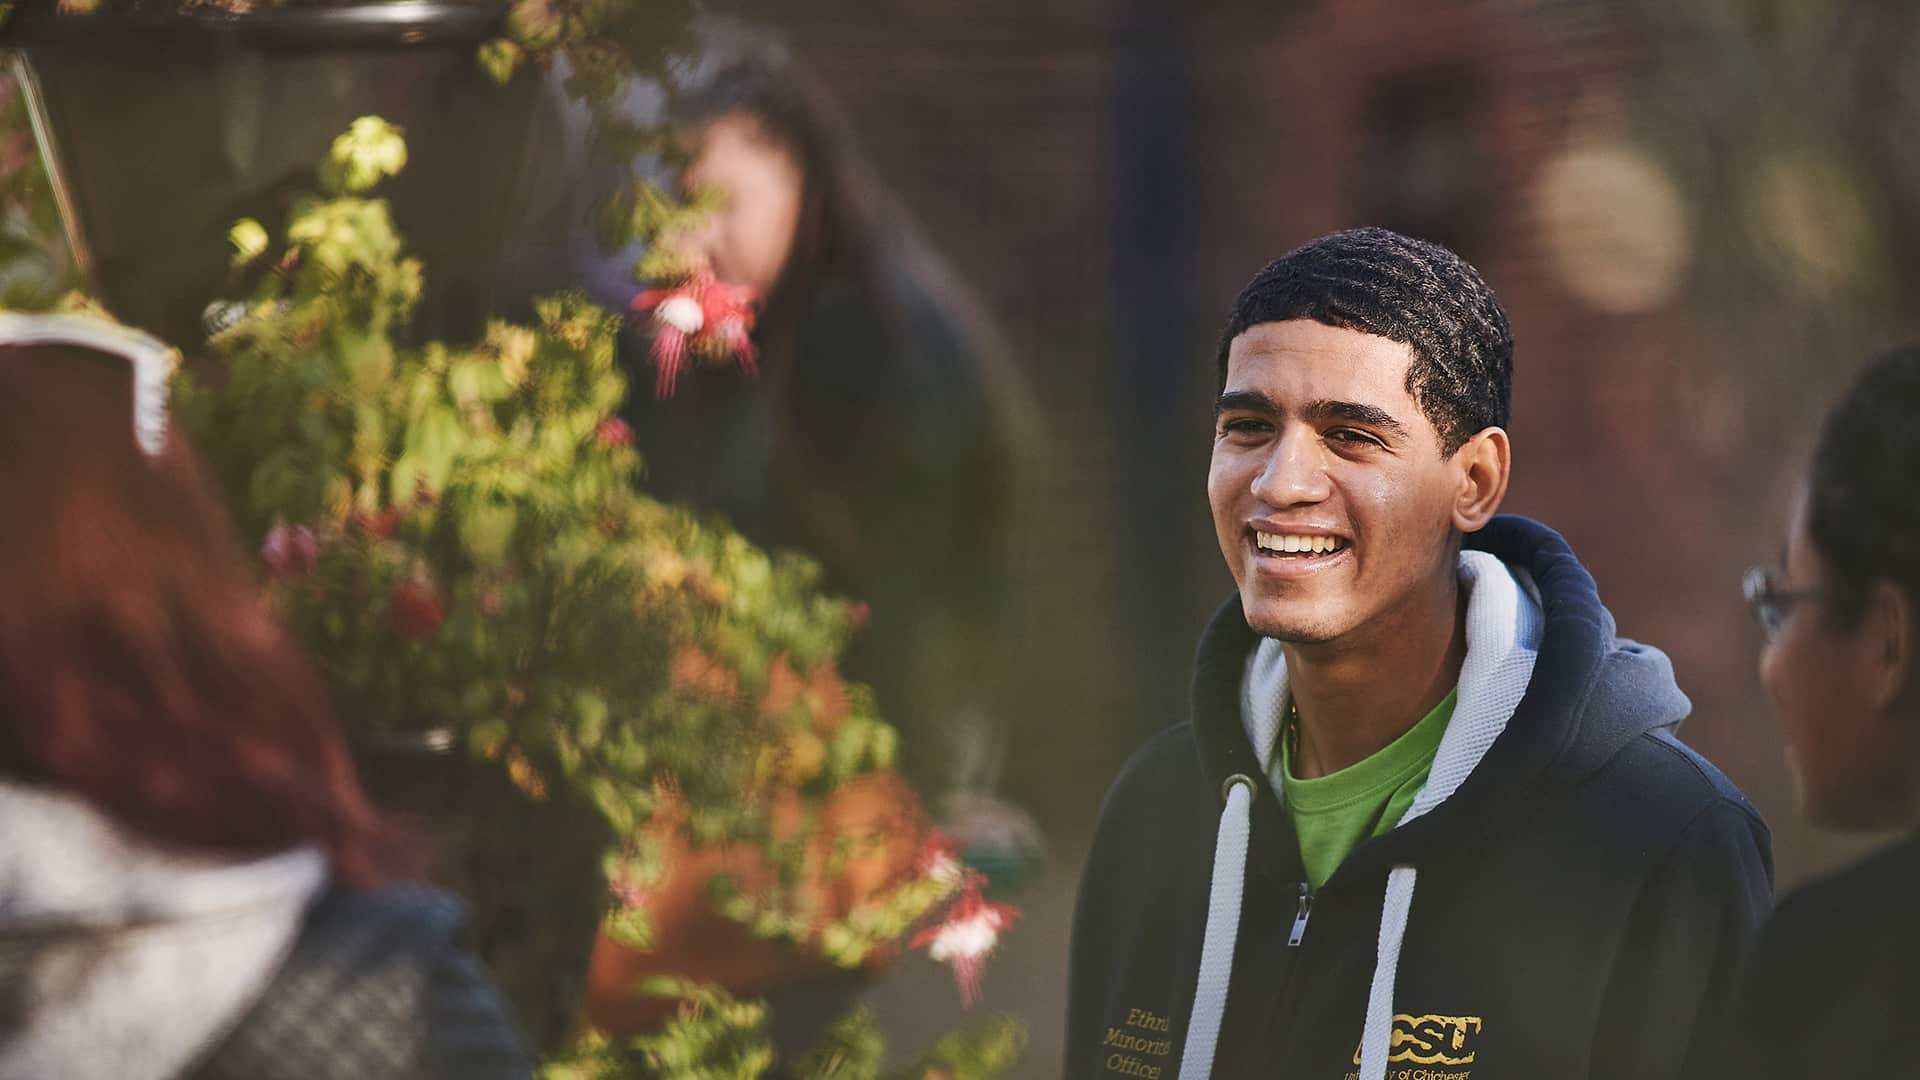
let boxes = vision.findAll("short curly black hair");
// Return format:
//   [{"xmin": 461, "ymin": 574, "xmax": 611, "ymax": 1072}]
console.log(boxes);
[
  {"xmin": 1215, "ymin": 227, "xmax": 1513, "ymax": 456},
  {"xmin": 1806, "ymin": 346, "xmax": 1920, "ymax": 627}
]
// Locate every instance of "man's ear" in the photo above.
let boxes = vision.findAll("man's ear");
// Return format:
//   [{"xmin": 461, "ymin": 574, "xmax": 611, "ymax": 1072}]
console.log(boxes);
[
  {"xmin": 1861, "ymin": 579, "xmax": 1916, "ymax": 712},
  {"xmin": 1451, "ymin": 426, "xmax": 1511, "ymax": 533}
]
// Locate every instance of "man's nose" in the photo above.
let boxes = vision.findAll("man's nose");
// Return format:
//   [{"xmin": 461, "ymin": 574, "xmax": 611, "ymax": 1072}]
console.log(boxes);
[{"xmin": 1250, "ymin": 427, "xmax": 1331, "ymax": 508}]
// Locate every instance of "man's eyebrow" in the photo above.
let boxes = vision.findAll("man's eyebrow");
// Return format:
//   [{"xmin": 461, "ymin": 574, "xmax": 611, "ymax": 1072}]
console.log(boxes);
[
  {"xmin": 1214, "ymin": 390, "xmax": 1279, "ymax": 416},
  {"xmin": 1301, "ymin": 399, "xmax": 1411, "ymax": 440}
]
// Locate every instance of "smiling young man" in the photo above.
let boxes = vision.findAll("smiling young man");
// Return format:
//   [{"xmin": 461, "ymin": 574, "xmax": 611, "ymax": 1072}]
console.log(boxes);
[{"xmin": 1066, "ymin": 228, "xmax": 1772, "ymax": 1080}]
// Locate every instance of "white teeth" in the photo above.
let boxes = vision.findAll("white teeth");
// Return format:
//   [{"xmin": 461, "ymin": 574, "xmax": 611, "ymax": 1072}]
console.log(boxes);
[{"xmin": 1255, "ymin": 533, "xmax": 1344, "ymax": 555}]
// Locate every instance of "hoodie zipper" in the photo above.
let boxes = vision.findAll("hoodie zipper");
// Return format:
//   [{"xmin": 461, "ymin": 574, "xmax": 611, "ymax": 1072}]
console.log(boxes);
[{"xmin": 1287, "ymin": 883, "xmax": 1313, "ymax": 946}]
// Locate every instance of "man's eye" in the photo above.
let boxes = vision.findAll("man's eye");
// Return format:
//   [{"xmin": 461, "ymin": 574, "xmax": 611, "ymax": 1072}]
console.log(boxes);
[
  {"xmin": 1220, "ymin": 418, "xmax": 1270, "ymax": 436},
  {"xmin": 1327, "ymin": 429, "xmax": 1381, "ymax": 447}
]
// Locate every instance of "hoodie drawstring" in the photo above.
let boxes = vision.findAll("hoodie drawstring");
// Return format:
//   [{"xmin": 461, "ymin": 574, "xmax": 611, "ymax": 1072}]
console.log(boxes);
[
  {"xmin": 1176, "ymin": 780, "xmax": 1417, "ymax": 1080},
  {"xmin": 1357, "ymin": 866, "xmax": 1418, "ymax": 1078},
  {"xmin": 1176, "ymin": 774, "xmax": 1254, "ymax": 1080}
]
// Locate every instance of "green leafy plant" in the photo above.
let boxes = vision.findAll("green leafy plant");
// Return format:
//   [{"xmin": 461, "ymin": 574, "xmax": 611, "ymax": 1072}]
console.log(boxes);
[
  {"xmin": 183, "ymin": 114, "xmax": 938, "ymax": 950},
  {"xmin": 167, "ymin": 118, "xmax": 1021, "ymax": 1074}
]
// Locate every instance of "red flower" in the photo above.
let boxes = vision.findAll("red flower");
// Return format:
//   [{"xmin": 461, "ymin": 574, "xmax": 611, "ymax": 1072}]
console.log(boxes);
[
  {"xmin": 910, "ymin": 831, "xmax": 1018, "ymax": 1006},
  {"xmin": 913, "ymin": 880, "xmax": 1021, "ymax": 1008},
  {"xmin": 629, "ymin": 271, "xmax": 759, "ymax": 399},
  {"xmin": 847, "ymin": 600, "xmax": 872, "ymax": 631},
  {"xmin": 388, "ymin": 579, "xmax": 446, "ymax": 641},
  {"xmin": 595, "ymin": 417, "xmax": 633, "ymax": 448},
  {"xmin": 261, "ymin": 523, "xmax": 318, "ymax": 579}
]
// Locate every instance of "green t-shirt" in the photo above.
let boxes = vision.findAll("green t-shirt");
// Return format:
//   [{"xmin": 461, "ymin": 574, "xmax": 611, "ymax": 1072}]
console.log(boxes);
[{"xmin": 1273, "ymin": 688, "xmax": 1458, "ymax": 891}]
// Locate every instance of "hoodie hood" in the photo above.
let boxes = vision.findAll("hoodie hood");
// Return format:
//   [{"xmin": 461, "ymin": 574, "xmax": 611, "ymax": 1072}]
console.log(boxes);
[
  {"xmin": 1463, "ymin": 514, "xmax": 1691, "ymax": 777},
  {"xmin": 0, "ymin": 781, "xmax": 326, "ymax": 1080},
  {"xmin": 1175, "ymin": 515, "xmax": 1693, "ymax": 1080},
  {"xmin": 1192, "ymin": 514, "xmax": 1689, "ymax": 840}
]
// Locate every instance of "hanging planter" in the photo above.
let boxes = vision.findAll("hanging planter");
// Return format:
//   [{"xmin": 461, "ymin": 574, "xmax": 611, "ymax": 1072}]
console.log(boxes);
[{"xmin": 3, "ymin": 1, "xmax": 548, "ymax": 345}]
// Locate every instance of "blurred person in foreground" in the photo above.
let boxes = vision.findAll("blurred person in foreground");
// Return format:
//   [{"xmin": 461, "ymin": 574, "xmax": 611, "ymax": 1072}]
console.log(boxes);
[
  {"xmin": 1722, "ymin": 346, "xmax": 1920, "ymax": 1080},
  {"xmin": 1067, "ymin": 228, "xmax": 1772, "ymax": 1080},
  {"xmin": 0, "ymin": 317, "xmax": 530, "ymax": 1080}
]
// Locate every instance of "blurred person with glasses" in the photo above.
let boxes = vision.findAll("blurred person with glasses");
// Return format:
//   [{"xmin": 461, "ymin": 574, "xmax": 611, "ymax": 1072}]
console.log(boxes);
[
  {"xmin": 1719, "ymin": 345, "xmax": 1920, "ymax": 1080},
  {"xmin": 0, "ymin": 316, "xmax": 530, "ymax": 1080}
]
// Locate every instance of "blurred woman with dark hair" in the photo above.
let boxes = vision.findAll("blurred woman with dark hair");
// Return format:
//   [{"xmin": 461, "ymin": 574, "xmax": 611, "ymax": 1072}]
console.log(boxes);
[
  {"xmin": 596, "ymin": 24, "xmax": 1041, "ymax": 1038},
  {"xmin": 625, "ymin": 25, "xmax": 1035, "ymax": 805},
  {"xmin": 1724, "ymin": 345, "xmax": 1920, "ymax": 1080},
  {"xmin": 0, "ymin": 319, "xmax": 530, "ymax": 1080}
]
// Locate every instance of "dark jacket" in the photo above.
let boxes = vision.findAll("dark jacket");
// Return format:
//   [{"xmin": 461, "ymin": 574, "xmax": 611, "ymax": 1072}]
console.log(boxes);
[
  {"xmin": 1716, "ymin": 834, "xmax": 1920, "ymax": 1080},
  {"xmin": 189, "ymin": 885, "xmax": 531, "ymax": 1079},
  {"xmin": 1066, "ymin": 516, "xmax": 1773, "ymax": 1080}
]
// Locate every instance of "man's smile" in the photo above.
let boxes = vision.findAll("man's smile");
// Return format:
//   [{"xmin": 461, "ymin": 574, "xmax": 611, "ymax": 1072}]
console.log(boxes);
[{"xmin": 1246, "ymin": 524, "xmax": 1353, "ymax": 578}]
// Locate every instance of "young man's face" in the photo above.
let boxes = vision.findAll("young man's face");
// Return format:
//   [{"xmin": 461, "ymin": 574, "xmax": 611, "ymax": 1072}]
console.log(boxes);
[{"xmin": 1208, "ymin": 320, "xmax": 1471, "ymax": 643}]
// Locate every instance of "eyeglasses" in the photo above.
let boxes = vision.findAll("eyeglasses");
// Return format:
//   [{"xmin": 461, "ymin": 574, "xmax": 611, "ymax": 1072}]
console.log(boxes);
[{"xmin": 1742, "ymin": 564, "xmax": 1825, "ymax": 641}]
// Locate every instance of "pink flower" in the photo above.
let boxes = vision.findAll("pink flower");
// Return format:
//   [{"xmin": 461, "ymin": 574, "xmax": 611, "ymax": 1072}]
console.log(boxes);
[
  {"xmin": 388, "ymin": 579, "xmax": 446, "ymax": 641},
  {"xmin": 261, "ymin": 523, "xmax": 318, "ymax": 579},
  {"xmin": 630, "ymin": 272, "xmax": 759, "ymax": 399},
  {"xmin": 847, "ymin": 600, "xmax": 872, "ymax": 631},
  {"xmin": 595, "ymin": 417, "xmax": 633, "ymax": 448},
  {"xmin": 913, "ymin": 884, "xmax": 1021, "ymax": 1008},
  {"xmin": 711, "ymin": 317, "xmax": 754, "ymax": 373}
]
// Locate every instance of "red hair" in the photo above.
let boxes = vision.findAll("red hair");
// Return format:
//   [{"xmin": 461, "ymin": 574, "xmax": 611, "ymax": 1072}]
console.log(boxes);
[{"xmin": 0, "ymin": 344, "xmax": 390, "ymax": 886}]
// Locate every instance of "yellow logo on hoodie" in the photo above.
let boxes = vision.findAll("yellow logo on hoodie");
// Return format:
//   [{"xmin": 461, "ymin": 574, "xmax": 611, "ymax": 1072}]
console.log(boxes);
[{"xmin": 1349, "ymin": 1013, "xmax": 1483, "ymax": 1068}]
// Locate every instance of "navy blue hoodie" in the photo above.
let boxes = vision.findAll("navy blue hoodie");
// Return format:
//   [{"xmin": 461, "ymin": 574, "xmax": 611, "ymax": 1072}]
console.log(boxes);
[{"xmin": 1067, "ymin": 516, "xmax": 1772, "ymax": 1080}]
